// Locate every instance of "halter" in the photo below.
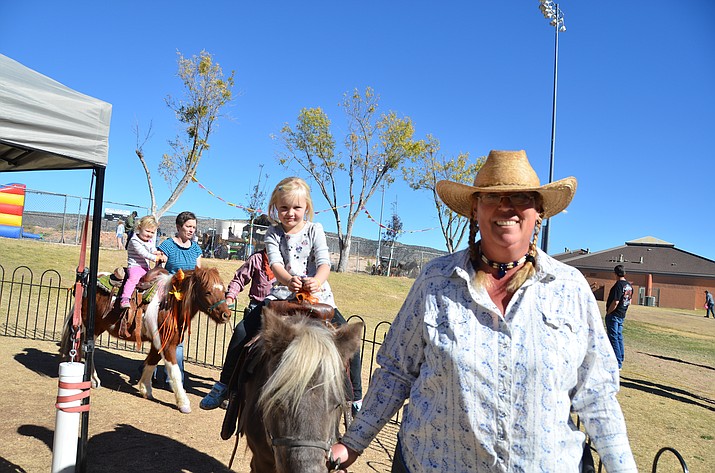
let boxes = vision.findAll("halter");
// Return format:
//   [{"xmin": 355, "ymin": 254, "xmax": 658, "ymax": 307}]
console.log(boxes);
[
  {"xmin": 266, "ymin": 401, "xmax": 343, "ymax": 469},
  {"xmin": 270, "ymin": 434, "xmax": 343, "ymax": 471},
  {"xmin": 271, "ymin": 436, "xmax": 331, "ymax": 452},
  {"xmin": 207, "ymin": 298, "xmax": 226, "ymax": 313}
]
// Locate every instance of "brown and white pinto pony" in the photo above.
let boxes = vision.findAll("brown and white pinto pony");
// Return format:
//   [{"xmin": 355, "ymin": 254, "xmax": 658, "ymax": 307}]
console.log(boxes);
[
  {"xmin": 225, "ymin": 307, "xmax": 362, "ymax": 472},
  {"xmin": 61, "ymin": 266, "xmax": 231, "ymax": 413}
]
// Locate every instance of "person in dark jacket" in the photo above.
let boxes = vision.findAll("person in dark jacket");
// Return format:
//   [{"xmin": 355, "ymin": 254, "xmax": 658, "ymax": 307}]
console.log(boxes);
[{"xmin": 605, "ymin": 264, "xmax": 634, "ymax": 369}]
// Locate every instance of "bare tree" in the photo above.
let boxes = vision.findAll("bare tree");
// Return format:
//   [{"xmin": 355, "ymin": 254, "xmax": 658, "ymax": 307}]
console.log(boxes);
[
  {"xmin": 243, "ymin": 164, "xmax": 269, "ymax": 252},
  {"xmin": 403, "ymin": 135, "xmax": 484, "ymax": 253},
  {"xmin": 279, "ymin": 87, "xmax": 422, "ymax": 271},
  {"xmin": 245, "ymin": 164, "xmax": 269, "ymax": 220},
  {"xmin": 134, "ymin": 50, "xmax": 235, "ymax": 218},
  {"xmin": 382, "ymin": 200, "xmax": 403, "ymax": 276}
]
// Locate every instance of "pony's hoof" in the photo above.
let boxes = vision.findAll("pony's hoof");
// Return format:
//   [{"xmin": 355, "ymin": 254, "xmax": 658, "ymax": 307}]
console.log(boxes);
[
  {"xmin": 137, "ymin": 384, "xmax": 152, "ymax": 400},
  {"xmin": 179, "ymin": 405, "xmax": 192, "ymax": 414}
]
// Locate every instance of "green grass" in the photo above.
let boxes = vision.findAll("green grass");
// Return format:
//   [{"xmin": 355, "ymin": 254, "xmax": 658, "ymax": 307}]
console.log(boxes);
[{"xmin": 625, "ymin": 320, "xmax": 715, "ymax": 365}]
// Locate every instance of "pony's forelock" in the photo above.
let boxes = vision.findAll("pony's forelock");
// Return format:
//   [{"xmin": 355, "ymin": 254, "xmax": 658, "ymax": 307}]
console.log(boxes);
[{"xmin": 258, "ymin": 318, "xmax": 346, "ymax": 419}]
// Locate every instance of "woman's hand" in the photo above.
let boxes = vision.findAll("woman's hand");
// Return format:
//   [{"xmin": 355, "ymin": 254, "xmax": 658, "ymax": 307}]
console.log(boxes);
[{"xmin": 327, "ymin": 442, "xmax": 359, "ymax": 471}]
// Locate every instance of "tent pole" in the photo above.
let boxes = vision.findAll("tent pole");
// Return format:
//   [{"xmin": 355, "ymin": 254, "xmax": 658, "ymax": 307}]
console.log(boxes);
[{"xmin": 78, "ymin": 166, "xmax": 105, "ymax": 472}]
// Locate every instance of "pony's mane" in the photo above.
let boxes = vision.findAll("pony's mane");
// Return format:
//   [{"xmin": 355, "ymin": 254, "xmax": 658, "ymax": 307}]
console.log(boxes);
[
  {"xmin": 157, "ymin": 267, "xmax": 223, "ymax": 322},
  {"xmin": 259, "ymin": 318, "xmax": 346, "ymax": 418}
]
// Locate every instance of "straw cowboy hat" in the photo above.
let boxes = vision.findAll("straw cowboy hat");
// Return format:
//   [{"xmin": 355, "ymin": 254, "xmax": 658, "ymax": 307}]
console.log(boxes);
[{"xmin": 436, "ymin": 150, "xmax": 577, "ymax": 219}]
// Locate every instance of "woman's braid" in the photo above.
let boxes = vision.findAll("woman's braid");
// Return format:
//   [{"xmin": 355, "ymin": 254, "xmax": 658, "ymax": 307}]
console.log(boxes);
[
  {"xmin": 468, "ymin": 218, "xmax": 479, "ymax": 267},
  {"xmin": 506, "ymin": 211, "xmax": 543, "ymax": 293}
]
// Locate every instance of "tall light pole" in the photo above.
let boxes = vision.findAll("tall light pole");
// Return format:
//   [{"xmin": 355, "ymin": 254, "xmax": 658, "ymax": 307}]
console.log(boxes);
[{"xmin": 538, "ymin": 0, "xmax": 566, "ymax": 254}]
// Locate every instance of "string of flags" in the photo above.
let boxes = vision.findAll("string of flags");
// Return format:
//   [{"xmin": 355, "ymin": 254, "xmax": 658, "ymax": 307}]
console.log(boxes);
[
  {"xmin": 191, "ymin": 175, "xmax": 263, "ymax": 214},
  {"xmin": 191, "ymin": 175, "xmax": 436, "ymax": 234},
  {"xmin": 362, "ymin": 207, "xmax": 436, "ymax": 234}
]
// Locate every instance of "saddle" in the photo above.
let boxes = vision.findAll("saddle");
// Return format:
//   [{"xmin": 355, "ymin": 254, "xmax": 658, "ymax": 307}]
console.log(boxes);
[
  {"xmin": 265, "ymin": 298, "xmax": 335, "ymax": 322},
  {"xmin": 97, "ymin": 266, "xmax": 168, "ymax": 345},
  {"xmin": 221, "ymin": 335, "xmax": 261, "ymax": 441}
]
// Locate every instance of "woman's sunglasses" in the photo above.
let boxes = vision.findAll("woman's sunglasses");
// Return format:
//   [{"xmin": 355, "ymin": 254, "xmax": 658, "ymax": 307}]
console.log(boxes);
[{"xmin": 478, "ymin": 192, "xmax": 536, "ymax": 207}]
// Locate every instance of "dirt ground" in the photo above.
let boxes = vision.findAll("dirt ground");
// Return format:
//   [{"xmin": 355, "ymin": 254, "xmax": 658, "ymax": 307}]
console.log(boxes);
[
  {"xmin": 0, "ymin": 336, "xmax": 396, "ymax": 473},
  {"xmin": 1, "ymin": 308, "xmax": 713, "ymax": 472}
]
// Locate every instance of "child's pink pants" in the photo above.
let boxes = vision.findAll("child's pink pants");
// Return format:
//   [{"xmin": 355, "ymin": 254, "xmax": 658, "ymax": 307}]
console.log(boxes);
[{"xmin": 121, "ymin": 265, "xmax": 148, "ymax": 300}]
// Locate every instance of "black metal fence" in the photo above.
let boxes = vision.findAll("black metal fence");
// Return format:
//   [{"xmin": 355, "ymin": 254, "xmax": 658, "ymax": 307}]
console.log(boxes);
[{"xmin": 0, "ymin": 264, "xmax": 387, "ymax": 372}]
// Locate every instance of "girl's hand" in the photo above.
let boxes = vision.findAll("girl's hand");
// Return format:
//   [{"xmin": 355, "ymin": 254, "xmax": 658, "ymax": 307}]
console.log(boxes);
[
  {"xmin": 226, "ymin": 296, "xmax": 235, "ymax": 307},
  {"xmin": 288, "ymin": 275, "xmax": 303, "ymax": 293},
  {"xmin": 301, "ymin": 277, "xmax": 320, "ymax": 294}
]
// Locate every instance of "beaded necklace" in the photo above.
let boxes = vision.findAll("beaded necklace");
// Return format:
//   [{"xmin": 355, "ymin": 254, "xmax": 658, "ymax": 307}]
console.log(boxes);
[{"xmin": 479, "ymin": 250, "xmax": 529, "ymax": 279}]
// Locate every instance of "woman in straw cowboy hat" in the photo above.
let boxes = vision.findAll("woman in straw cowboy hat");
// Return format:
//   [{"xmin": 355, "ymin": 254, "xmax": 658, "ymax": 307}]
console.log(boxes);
[{"xmin": 330, "ymin": 150, "xmax": 636, "ymax": 472}]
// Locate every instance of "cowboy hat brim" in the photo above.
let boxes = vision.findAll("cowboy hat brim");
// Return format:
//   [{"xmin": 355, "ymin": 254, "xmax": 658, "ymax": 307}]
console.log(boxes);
[{"xmin": 436, "ymin": 177, "xmax": 577, "ymax": 219}]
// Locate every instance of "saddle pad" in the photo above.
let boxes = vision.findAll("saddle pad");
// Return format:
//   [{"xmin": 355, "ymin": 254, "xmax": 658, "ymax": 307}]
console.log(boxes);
[
  {"xmin": 142, "ymin": 282, "xmax": 159, "ymax": 304},
  {"xmin": 96, "ymin": 274, "xmax": 114, "ymax": 293}
]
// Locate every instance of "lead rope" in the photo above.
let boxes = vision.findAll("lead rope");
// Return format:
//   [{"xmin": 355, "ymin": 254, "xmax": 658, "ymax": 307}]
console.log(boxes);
[
  {"xmin": 57, "ymin": 173, "xmax": 94, "ymax": 414},
  {"xmin": 228, "ymin": 434, "xmax": 240, "ymax": 470},
  {"xmin": 69, "ymin": 174, "xmax": 94, "ymax": 362}
]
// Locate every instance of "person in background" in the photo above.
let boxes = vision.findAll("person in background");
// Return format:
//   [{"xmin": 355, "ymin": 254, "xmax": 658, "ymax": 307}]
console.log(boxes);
[
  {"xmin": 200, "ymin": 248, "xmax": 276, "ymax": 410},
  {"xmin": 704, "ymin": 290, "xmax": 714, "ymax": 318},
  {"xmin": 124, "ymin": 210, "xmax": 138, "ymax": 249},
  {"xmin": 155, "ymin": 211, "xmax": 202, "ymax": 387},
  {"xmin": 330, "ymin": 150, "xmax": 636, "ymax": 472},
  {"xmin": 605, "ymin": 264, "xmax": 634, "ymax": 370},
  {"xmin": 120, "ymin": 215, "xmax": 166, "ymax": 309},
  {"xmin": 115, "ymin": 219, "xmax": 125, "ymax": 249}
]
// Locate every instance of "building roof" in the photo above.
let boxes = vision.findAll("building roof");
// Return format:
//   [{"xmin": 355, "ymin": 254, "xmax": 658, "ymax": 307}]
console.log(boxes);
[{"xmin": 552, "ymin": 237, "xmax": 715, "ymax": 279}]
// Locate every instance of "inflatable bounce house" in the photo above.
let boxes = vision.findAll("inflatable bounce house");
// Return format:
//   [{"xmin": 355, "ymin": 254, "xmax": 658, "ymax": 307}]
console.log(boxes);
[{"xmin": 0, "ymin": 183, "xmax": 41, "ymax": 239}]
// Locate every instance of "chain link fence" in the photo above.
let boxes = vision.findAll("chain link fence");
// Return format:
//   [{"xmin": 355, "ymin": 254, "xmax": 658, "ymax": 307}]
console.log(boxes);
[{"xmin": 19, "ymin": 188, "xmax": 446, "ymax": 275}]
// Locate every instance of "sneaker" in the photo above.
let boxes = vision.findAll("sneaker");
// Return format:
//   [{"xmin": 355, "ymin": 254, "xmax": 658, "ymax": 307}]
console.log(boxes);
[
  {"xmin": 120, "ymin": 298, "xmax": 131, "ymax": 309},
  {"xmin": 200, "ymin": 382, "xmax": 228, "ymax": 410}
]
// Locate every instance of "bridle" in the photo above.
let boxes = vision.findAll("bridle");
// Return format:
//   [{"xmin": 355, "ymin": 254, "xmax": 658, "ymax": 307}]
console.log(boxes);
[
  {"xmin": 270, "ymin": 434, "xmax": 343, "ymax": 472},
  {"xmin": 271, "ymin": 436, "xmax": 331, "ymax": 452},
  {"xmin": 267, "ymin": 402, "xmax": 344, "ymax": 470},
  {"xmin": 206, "ymin": 298, "xmax": 227, "ymax": 313}
]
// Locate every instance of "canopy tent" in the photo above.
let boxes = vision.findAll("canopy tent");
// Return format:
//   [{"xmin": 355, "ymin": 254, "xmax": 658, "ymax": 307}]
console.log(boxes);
[
  {"xmin": 0, "ymin": 54, "xmax": 111, "ymax": 171},
  {"xmin": 0, "ymin": 53, "xmax": 112, "ymax": 473}
]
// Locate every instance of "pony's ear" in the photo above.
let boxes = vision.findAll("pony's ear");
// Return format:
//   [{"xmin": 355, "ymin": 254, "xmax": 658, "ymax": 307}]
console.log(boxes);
[
  {"xmin": 261, "ymin": 307, "xmax": 293, "ymax": 355},
  {"xmin": 334, "ymin": 321, "xmax": 363, "ymax": 365}
]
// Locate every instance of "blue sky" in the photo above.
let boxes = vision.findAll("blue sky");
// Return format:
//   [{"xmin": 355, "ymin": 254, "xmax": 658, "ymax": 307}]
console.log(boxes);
[{"xmin": 2, "ymin": 1, "xmax": 714, "ymax": 260}]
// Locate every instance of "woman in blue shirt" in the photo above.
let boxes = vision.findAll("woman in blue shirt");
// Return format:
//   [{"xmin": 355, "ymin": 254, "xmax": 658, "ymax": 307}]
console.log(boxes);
[{"xmin": 155, "ymin": 211, "xmax": 202, "ymax": 387}]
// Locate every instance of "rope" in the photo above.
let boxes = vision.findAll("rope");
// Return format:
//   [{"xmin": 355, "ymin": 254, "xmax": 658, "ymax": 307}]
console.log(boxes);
[{"xmin": 70, "ymin": 174, "xmax": 94, "ymax": 361}]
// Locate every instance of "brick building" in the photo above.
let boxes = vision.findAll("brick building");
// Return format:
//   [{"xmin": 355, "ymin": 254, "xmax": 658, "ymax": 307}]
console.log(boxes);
[{"xmin": 553, "ymin": 236, "xmax": 715, "ymax": 310}]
